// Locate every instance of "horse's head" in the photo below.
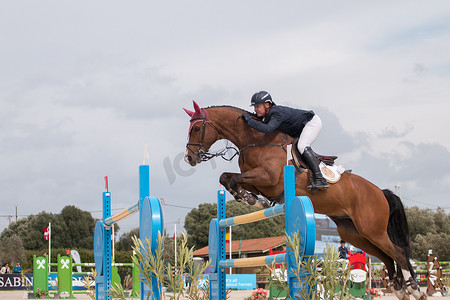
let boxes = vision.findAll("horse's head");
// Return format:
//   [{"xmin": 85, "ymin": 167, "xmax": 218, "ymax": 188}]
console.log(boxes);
[{"xmin": 183, "ymin": 101, "xmax": 220, "ymax": 166}]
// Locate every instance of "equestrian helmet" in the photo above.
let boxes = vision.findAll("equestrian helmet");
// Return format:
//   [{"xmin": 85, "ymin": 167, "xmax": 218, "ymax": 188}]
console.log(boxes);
[{"xmin": 250, "ymin": 91, "xmax": 274, "ymax": 106}]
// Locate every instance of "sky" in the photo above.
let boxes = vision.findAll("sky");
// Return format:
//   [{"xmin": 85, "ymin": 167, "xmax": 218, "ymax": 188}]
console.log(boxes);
[{"xmin": 1, "ymin": 1, "xmax": 449, "ymax": 237}]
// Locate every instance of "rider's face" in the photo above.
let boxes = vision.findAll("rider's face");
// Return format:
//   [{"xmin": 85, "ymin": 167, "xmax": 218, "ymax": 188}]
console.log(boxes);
[{"xmin": 253, "ymin": 103, "xmax": 269, "ymax": 117}]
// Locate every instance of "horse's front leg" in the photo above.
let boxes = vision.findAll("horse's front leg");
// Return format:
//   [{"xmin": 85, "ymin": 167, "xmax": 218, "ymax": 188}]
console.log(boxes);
[
  {"xmin": 220, "ymin": 168, "xmax": 278, "ymax": 208},
  {"xmin": 220, "ymin": 172, "xmax": 262, "ymax": 206}
]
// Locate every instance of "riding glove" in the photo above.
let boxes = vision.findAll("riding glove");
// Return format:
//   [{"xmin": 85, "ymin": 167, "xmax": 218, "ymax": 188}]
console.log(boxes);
[{"xmin": 242, "ymin": 113, "xmax": 252, "ymax": 122}]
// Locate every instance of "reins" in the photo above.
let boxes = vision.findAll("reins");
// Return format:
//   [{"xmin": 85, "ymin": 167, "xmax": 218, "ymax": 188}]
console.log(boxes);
[{"xmin": 238, "ymin": 134, "xmax": 289, "ymax": 167}]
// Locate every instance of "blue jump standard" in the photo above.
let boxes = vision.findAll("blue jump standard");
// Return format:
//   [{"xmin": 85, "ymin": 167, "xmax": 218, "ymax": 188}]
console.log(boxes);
[
  {"xmin": 208, "ymin": 165, "xmax": 316, "ymax": 300},
  {"xmin": 93, "ymin": 164, "xmax": 164, "ymax": 300}
]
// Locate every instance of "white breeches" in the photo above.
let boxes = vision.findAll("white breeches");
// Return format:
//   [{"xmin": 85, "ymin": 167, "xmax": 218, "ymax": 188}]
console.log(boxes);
[{"xmin": 297, "ymin": 115, "xmax": 322, "ymax": 154}]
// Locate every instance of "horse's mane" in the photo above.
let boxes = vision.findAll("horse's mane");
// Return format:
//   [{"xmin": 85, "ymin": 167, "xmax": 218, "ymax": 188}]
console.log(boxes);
[
  {"xmin": 206, "ymin": 105, "xmax": 253, "ymax": 115},
  {"xmin": 204, "ymin": 105, "xmax": 286, "ymax": 143}
]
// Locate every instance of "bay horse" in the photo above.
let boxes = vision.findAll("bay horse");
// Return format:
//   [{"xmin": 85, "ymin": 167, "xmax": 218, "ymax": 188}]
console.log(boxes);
[{"xmin": 183, "ymin": 101, "xmax": 426, "ymax": 300}]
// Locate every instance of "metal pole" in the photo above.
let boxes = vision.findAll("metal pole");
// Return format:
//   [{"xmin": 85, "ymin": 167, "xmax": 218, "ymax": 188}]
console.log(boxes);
[
  {"xmin": 174, "ymin": 223, "xmax": 177, "ymax": 269},
  {"xmin": 229, "ymin": 226, "xmax": 232, "ymax": 274},
  {"xmin": 112, "ymin": 225, "xmax": 115, "ymax": 263},
  {"xmin": 48, "ymin": 222, "xmax": 51, "ymax": 274}
]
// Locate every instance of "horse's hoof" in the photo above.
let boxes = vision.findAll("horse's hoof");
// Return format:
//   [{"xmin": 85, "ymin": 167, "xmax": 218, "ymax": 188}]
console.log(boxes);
[
  {"xmin": 252, "ymin": 202, "xmax": 267, "ymax": 209},
  {"xmin": 254, "ymin": 198, "xmax": 271, "ymax": 209},
  {"xmin": 239, "ymin": 192, "xmax": 256, "ymax": 206},
  {"xmin": 245, "ymin": 197, "xmax": 256, "ymax": 205},
  {"xmin": 234, "ymin": 196, "xmax": 242, "ymax": 202},
  {"xmin": 408, "ymin": 290, "xmax": 427, "ymax": 300},
  {"xmin": 392, "ymin": 288, "xmax": 406, "ymax": 300}
]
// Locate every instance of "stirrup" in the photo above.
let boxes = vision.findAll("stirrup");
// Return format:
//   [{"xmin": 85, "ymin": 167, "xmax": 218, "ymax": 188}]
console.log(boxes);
[{"xmin": 307, "ymin": 181, "xmax": 329, "ymax": 191}]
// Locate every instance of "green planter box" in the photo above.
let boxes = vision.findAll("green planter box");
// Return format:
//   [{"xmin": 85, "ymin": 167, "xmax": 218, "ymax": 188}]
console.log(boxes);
[{"xmin": 269, "ymin": 284, "xmax": 288, "ymax": 300}]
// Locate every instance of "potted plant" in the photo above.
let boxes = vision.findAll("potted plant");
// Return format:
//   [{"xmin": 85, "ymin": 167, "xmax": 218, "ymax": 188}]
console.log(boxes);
[
  {"xmin": 35, "ymin": 288, "xmax": 47, "ymax": 299},
  {"xmin": 249, "ymin": 288, "xmax": 268, "ymax": 300}
]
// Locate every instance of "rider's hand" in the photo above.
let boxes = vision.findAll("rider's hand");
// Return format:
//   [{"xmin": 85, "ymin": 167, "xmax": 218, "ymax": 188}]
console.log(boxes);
[{"xmin": 242, "ymin": 113, "xmax": 252, "ymax": 122}]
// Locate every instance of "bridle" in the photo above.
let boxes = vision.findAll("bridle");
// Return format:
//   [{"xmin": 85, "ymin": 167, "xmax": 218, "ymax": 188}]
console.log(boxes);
[{"xmin": 186, "ymin": 113, "xmax": 222, "ymax": 162}]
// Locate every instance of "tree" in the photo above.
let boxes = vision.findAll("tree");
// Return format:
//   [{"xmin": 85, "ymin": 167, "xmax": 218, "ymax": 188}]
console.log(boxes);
[
  {"xmin": 116, "ymin": 228, "xmax": 139, "ymax": 251},
  {"xmin": 225, "ymin": 201, "xmax": 285, "ymax": 241},
  {"xmin": 406, "ymin": 207, "xmax": 439, "ymax": 239},
  {"xmin": 56, "ymin": 205, "xmax": 96, "ymax": 249},
  {"xmin": 0, "ymin": 234, "xmax": 26, "ymax": 266},
  {"xmin": 184, "ymin": 203, "xmax": 217, "ymax": 249},
  {"xmin": 1, "ymin": 212, "xmax": 57, "ymax": 250},
  {"xmin": 117, "ymin": 230, "xmax": 176, "ymax": 265},
  {"xmin": 432, "ymin": 207, "xmax": 450, "ymax": 234},
  {"xmin": 184, "ymin": 201, "xmax": 285, "ymax": 250},
  {"xmin": 405, "ymin": 206, "xmax": 450, "ymax": 260},
  {"xmin": 412, "ymin": 233, "xmax": 450, "ymax": 261},
  {"xmin": 0, "ymin": 206, "xmax": 97, "ymax": 250}
]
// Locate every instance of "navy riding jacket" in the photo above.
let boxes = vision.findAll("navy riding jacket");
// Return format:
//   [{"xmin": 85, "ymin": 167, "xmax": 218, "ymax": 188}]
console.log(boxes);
[{"xmin": 246, "ymin": 105, "xmax": 315, "ymax": 138}]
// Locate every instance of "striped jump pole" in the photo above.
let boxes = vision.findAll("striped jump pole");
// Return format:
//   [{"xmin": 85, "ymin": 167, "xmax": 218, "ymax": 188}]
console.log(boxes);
[
  {"xmin": 219, "ymin": 253, "xmax": 287, "ymax": 268},
  {"xmin": 93, "ymin": 162, "xmax": 164, "ymax": 300},
  {"xmin": 218, "ymin": 203, "xmax": 285, "ymax": 227},
  {"xmin": 208, "ymin": 164, "xmax": 316, "ymax": 300},
  {"xmin": 104, "ymin": 202, "xmax": 140, "ymax": 227}
]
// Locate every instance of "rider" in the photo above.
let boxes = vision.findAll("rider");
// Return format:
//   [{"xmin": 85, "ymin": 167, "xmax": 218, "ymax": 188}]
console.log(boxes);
[{"xmin": 241, "ymin": 91, "xmax": 329, "ymax": 190}]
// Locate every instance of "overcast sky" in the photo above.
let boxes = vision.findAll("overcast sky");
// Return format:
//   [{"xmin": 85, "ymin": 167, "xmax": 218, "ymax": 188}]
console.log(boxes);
[{"xmin": 1, "ymin": 1, "xmax": 449, "ymax": 236}]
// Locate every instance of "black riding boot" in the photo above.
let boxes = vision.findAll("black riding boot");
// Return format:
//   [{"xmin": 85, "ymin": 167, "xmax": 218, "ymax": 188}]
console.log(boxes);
[{"xmin": 302, "ymin": 147, "xmax": 329, "ymax": 190}]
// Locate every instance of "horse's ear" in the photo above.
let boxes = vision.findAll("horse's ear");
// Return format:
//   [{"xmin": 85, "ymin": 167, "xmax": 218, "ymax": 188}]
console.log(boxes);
[
  {"xmin": 193, "ymin": 100, "xmax": 202, "ymax": 114},
  {"xmin": 183, "ymin": 108, "xmax": 194, "ymax": 117}
]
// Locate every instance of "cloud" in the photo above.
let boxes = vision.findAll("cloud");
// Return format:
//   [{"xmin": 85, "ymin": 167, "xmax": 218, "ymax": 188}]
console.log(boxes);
[
  {"xmin": 378, "ymin": 125, "xmax": 414, "ymax": 139},
  {"xmin": 1, "ymin": 1, "xmax": 450, "ymax": 235}
]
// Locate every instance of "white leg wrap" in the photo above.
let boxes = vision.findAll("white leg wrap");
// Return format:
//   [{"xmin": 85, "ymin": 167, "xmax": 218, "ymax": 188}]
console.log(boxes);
[
  {"xmin": 408, "ymin": 288, "xmax": 421, "ymax": 300},
  {"xmin": 402, "ymin": 269, "xmax": 426, "ymax": 300},
  {"xmin": 401, "ymin": 268, "xmax": 412, "ymax": 282},
  {"xmin": 389, "ymin": 281, "xmax": 405, "ymax": 300}
]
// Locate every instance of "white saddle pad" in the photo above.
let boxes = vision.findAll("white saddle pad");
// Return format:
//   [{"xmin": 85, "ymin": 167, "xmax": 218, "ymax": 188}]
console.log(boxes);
[{"xmin": 319, "ymin": 162, "xmax": 345, "ymax": 183}]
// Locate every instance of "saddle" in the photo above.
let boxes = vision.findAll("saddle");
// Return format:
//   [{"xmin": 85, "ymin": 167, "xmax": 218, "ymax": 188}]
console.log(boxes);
[{"xmin": 290, "ymin": 139, "xmax": 338, "ymax": 172}]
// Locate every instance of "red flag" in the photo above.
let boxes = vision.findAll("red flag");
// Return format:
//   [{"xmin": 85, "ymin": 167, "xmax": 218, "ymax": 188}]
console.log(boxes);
[
  {"xmin": 104, "ymin": 176, "xmax": 109, "ymax": 193},
  {"xmin": 43, "ymin": 226, "xmax": 49, "ymax": 240},
  {"xmin": 226, "ymin": 231, "xmax": 230, "ymax": 244},
  {"xmin": 173, "ymin": 225, "xmax": 176, "ymax": 240}
]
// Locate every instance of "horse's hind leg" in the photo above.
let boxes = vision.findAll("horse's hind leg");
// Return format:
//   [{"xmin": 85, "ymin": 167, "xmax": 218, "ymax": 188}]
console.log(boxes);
[
  {"xmin": 369, "ymin": 234, "xmax": 424, "ymax": 299},
  {"xmin": 352, "ymin": 218, "xmax": 426, "ymax": 299},
  {"xmin": 331, "ymin": 216, "xmax": 408, "ymax": 299}
]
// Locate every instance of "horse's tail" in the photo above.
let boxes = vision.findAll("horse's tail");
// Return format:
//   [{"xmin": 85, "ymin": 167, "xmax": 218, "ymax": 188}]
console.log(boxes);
[{"xmin": 382, "ymin": 189, "xmax": 415, "ymax": 275}]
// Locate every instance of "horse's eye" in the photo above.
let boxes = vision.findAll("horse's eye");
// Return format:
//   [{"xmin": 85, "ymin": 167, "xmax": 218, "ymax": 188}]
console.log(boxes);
[{"xmin": 194, "ymin": 126, "xmax": 201, "ymax": 132}]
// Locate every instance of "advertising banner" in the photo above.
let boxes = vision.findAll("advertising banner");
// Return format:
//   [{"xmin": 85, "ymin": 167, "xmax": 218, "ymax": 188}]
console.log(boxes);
[
  {"xmin": 225, "ymin": 274, "xmax": 256, "ymax": 290},
  {"xmin": 0, "ymin": 274, "xmax": 94, "ymax": 290}
]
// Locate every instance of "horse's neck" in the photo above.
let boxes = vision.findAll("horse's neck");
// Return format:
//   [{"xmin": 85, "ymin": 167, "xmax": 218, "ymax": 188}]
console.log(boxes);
[{"xmin": 208, "ymin": 107, "xmax": 285, "ymax": 149}]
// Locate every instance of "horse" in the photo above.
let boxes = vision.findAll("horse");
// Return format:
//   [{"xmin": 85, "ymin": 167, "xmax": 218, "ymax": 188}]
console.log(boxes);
[{"xmin": 183, "ymin": 101, "xmax": 426, "ymax": 300}]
